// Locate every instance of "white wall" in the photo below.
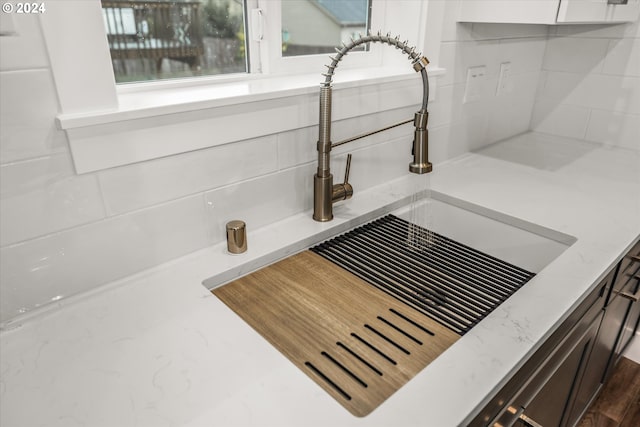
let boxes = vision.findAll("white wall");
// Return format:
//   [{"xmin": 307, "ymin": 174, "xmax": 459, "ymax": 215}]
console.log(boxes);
[
  {"xmin": 432, "ymin": 8, "xmax": 548, "ymax": 159},
  {"xmin": 1, "ymin": 3, "xmax": 548, "ymax": 324},
  {"xmin": 533, "ymin": 20, "xmax": 640, "ymax": 150}
]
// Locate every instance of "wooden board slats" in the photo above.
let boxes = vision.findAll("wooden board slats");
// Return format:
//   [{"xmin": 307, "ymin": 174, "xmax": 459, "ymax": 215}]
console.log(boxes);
[{"xmin": 213, "ymin": 251, "xmax": 460, "ymax": 417}]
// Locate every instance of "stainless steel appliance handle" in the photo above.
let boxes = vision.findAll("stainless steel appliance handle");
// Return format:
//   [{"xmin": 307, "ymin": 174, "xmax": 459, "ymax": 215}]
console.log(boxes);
[
  {"xmin": 491, "ymin": 406, "xmax": 525, "ymax": 427},
  {"xmin": 494, "ymin": 407, "xmax": 545, "ymax": 427},
  {"xmin": 618, "ymin": 288, "xmax": 640, "ymax": 302},
  {"xmin": 619, "ymin": 275, "xmax": 640, "ymax": 302}
]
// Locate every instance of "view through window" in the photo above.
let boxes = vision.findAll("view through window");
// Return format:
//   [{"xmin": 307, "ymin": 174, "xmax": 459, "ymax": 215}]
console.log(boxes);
[
  {"xmin": 101, "ymin": 0, "xmax": 247, "ymax": 83},
  {"xmin": 281, "ymin": 0, "xmax": 370, "ymax": 57},
  {"xmin": 101, "ymin": 0, "xmax": 372, "ymax": 83}
]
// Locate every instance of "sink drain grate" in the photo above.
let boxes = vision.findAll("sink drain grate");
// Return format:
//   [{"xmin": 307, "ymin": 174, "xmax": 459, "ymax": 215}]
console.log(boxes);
[{"xmin": 311, "ymin": 214, "xmax": 536, "ymax": 335}]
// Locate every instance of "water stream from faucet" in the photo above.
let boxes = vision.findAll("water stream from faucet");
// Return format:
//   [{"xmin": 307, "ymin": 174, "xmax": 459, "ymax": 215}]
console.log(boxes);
[{"xmin": 407, "ymin": 173, "xmax": 435, "ymax": 251}]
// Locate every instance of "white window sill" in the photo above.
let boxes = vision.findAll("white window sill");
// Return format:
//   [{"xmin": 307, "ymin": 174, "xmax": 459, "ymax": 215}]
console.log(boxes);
[{"xmin": 56, "ymin": 66, "xmax": 445, "ymax": 130}]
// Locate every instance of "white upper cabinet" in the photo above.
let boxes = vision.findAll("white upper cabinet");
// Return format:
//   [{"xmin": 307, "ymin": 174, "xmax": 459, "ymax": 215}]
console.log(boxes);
[{"xmin": 458, "ymin": 0, "xmax": 640, "ymax": 24}]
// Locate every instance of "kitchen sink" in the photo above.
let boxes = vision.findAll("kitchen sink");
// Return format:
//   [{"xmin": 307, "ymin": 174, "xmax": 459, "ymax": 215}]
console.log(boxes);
[
  {"xmin": 211, "ymin": 193, "xmax": 575, "ymax": 417},
  {"xmin": 391, "ymin": 192, "xmax": 575, "ymax": 275}
]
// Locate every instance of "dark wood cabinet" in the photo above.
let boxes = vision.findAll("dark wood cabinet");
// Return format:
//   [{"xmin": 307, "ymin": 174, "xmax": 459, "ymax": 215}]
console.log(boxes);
[
  {"xmin": 469, "ymin": 272, "xmax": 610, "ymax": 427},
  {"xmin": 469, "ymin": 238, "xmax": 640, "ymax": 427},
  {"xmin": 618, "ymin": 290, "xmax": 640, "ymax": 356},
  {"xmin": 518, "ymin": 312, "xmax": 602, "ymax": 427},
  {"xmin": 602, "ymin": 242, "xmax": 640, "ymax": 382}
]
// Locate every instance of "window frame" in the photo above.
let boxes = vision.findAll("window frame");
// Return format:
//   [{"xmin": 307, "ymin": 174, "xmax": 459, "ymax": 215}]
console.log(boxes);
[
  {"xmin": 38, "ymin": 0, "xmax": 443, "ymax": 173},
  {"xmin": 258, "ymin": 0, "xmax": 384, "ymax": 75}
]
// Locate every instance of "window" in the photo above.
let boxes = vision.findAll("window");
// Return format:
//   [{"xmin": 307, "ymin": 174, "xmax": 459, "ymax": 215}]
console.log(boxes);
[
  {"xmin": 99, "ymin": 0, "xmax": 373, "ymax": 84},
  {"xmin": 101, "ymin": 0, "xmax": 248, "ymax": 83},
  {"xmin": 41, "ymin": 0, "xmax": 439, "ymax": 114},
  {"xmin": 39, "ymin": 0, "xmax": 442, "ymax": 173},
  {"xmin": 281, "ymin": 0, "xmax": 371, "ymax": 57},
  {"xmin": 258, "ymin": 0, "xmax": 383, "ymax": 75}
]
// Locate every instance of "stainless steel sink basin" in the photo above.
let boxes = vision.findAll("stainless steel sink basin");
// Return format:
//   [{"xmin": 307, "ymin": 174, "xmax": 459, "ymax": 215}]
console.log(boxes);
[
  {"xmin": 393, "ymin": 192, "xmax": 575, "ymax": 274},
  {"xmin": 311, "ymin": 192, "xmax": 575, "ymax": 336}
]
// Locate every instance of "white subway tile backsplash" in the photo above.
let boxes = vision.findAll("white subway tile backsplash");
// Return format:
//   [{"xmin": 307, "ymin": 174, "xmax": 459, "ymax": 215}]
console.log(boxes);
[
  {"xmin": 438, "ymin": 37, "xmax": 545, "ymax": 90},
  {"xmin": 0, "ymin": 194, "xmax": 209, "ymax": 322},
  {"xmin": 427, "ymin": 83, "xmax": 462, "ymax": 128},
  {"xmin": 537, "ymin": 18, "xmax": 638, "ymax": 149},
  {"xmin": 68, "ymin": 95, "xmax": 316, "ymax": 174},
  {"xmin": 0, "ymin": 154, "xmax": 106, "ymax": 246},
  {"xmin": 531, "ymin": 100, "xmax": 591, "ymax": 140},
  {"xmin": 204, "ymin": 135, "xmax": 416, "ymax": 246},
  {"xmin": 345, "ymin": 136, "xmax": 414, "ymax": 191},
  {"xmin": 98, "ymin": 136, "xmax": 278, "ymax": 215},
  {"xmin": 603, "ymin": 39, "xmax": 640, "ymax": 77},
  {"xmin": 422, "ymin": 76, "xmax": 533, "ymax": 157},
  {"xmin": 339, "ymin": 107, "xmax": 417, "ymax": 148},
  {"xmin": 441, "ymin": 1, "xmax": 472, "ymax": 42},
  {"xmin": 276, "ymin": 106, "xmax": 417, "ymax": 171},
  {"xmin": 554, "ymin": 21, "xmax": 640, "ymax": 39},
  {"xmin": 0, "ymin": 70, "xmax": 68, "ymax": 163},
  {"xmin": 585, "ymin": 110, "xmax": 640, "ymax": 150},
  {"xmin": 540, "ymin": 72, "xmax": 640, "ymax": 115},
  {"xmin": 438, "ymin": 41, "xmax": 503, "ymax": 87},
  {"xmin": 204, "ymin": 165, "xmax": 314, "ymax": 244},
  {"xmin": 497, "ymin": 38, "xmax": 547, "ymax": 76},
  {"xmin": 0, "ymin": 13, "xmax": 49, "ymax": 71},
  {"xmin": 6, "ymin": 0, "xmax": 637, "ymax": 324},
  {"xmin": 488, "ymin": 72, "xmax": 541, "ymax": 143},
  {"xmin": 536, "ymin": 71, "xmax": 580, "ymax": 102},
  {"xmin": 428, "ymin": 80, "xmax": 493, "ymax": 130},
  {"xmin": 277, "ymin": 126, "xmax": 317, "ymax": 170},
  {"xmin": 535, "ymin": 71, "xmax": 548, "ymax": 99},
  {"xmin": 543, "ymin": 37, "xmax": 608, "ymax": 73},
  {"xmin": 429, "ymin": 114, "xmax": 491, "ymax": 164},
  {"xmin": 581, "ymin": 74, "xmax": 640, "ymax": 114},
  {"xmin": 332, "ymin": 79, "xmax": 422, "ymax": 124}
]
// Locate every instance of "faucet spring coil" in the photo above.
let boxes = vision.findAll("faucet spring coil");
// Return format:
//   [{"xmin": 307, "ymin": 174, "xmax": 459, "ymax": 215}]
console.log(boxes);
[{"xmin": 321, "ymin": 32, "xmax": 424, "ymax": 86}]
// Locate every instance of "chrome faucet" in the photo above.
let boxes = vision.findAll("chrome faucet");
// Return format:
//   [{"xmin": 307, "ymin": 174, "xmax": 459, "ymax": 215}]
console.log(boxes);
[{"xmin": 313, "ymin": 32, "xmax": 432, "ymax": 222}]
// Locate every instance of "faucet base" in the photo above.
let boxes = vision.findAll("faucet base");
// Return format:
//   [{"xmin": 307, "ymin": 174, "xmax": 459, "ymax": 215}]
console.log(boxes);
[{"xmin": 313, "ymin": 174, "xmax": 334, "ymax": 222}]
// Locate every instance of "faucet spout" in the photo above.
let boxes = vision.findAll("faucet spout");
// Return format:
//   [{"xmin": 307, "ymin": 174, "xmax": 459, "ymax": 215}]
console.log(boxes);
[
  {"xmin": 409, "ymin": 109, "xmax": 433, "ymax": 174},
  {"xmin": 313, "ymin": 32, "xmax": 432, "ymax": 222}
]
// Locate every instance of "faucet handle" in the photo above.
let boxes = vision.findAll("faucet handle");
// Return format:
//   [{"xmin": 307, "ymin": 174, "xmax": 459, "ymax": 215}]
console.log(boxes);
[
  {"xmin": 332, "ymin": 154, "xmax": 354, "ymax": 203},
  {"xmin": 343, "ymin": 153, "xmax": 352, "ymax": 185}
]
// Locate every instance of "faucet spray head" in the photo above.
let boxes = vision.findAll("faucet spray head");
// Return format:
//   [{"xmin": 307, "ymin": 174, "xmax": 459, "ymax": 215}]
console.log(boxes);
[{"xmin": 409, "ymin": 111, "xmax": 432, "ymax": 174}]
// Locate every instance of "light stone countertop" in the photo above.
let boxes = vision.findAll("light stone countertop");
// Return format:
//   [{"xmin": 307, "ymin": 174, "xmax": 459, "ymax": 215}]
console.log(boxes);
[{"xmin": 1, "ymin": 132, "xmax": 639, "ymax": 427}]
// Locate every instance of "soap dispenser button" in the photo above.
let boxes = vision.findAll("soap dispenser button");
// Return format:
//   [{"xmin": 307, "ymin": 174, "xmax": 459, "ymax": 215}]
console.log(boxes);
[{"xmin": 226, "ymin": 220, "xmax": 247, "ymax": 254}]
